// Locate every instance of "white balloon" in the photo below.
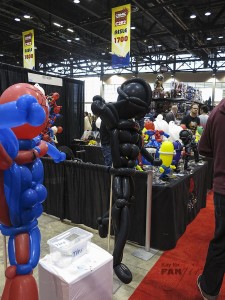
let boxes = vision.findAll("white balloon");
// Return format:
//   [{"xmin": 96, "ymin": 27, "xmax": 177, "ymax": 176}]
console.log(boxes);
[
  {"xmin": 168, "ymin": 121, "xmax": 182, "ymax": 142},
  {"xmin": 96, "ymin": 117, "xmax": 101, "ymax": 129},
  {"xmin": 154, "ymin": 114, "xmax": 169, "ymax": 133}
]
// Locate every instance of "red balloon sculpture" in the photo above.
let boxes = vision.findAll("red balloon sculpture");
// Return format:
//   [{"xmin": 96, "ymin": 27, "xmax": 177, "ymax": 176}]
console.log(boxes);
[{"xmin": 0, "ymin": 83, "xmax": 65, "ymax": 300}]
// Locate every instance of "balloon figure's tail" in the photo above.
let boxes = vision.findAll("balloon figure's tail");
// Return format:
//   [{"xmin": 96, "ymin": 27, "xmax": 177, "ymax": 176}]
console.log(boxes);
[{"xmin": 1, "ymin": 266, "xmax": 38, "ymax": 300}]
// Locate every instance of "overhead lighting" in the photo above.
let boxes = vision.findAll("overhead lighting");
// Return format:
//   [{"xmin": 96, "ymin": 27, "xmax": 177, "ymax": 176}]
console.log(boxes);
[
  {"xmin": 73, "ymin": 0, "xmax": 80, "ymax": 3},
  {"xmin": 24, "ymin": 14, "xmax": 31, "ymax": 19},
  {"xmin": 14, "ymin": 18, "xmax": 20, "ymax": 22},
  {"xmin": 67, "ymin": 28, "xmax": 74, "ymax": 33},
  {"xmin": 0, "ymin": 54, "xmax": 4, "ymax": 56},
  {"xmin": 205, "ymin": 11, "xmax": 211, "ymax": 16},
  {"xmin": 101, "ymin": 52, "xmax": 105, "ymax": 55},
  {"xmin": 131, "ymin": 25, "xmax": 136, "ymax": 30},
  {"xmin": 206, "ymin": 37, "xmax": 212, "ymax": 41},
  {"xmin": 53, "ymin": 22, "xmax": 63, "ymax": 27},
  {"xmin": 148, "ymin": 45, "xmax": 153, "ymax": 49},
  {"xmin": 190, "ymin": 14, "xmax": 196, "ymax": 19},
  {"xmin": 157, "ymin": 44, "xmax": 162, "ymax": 47},
  {"xmin": 75, "ymin": 37, "xmax": 80, "ymax": 41},
  {"xmin": 218, "ymin": 35, "xmax": 223, "ymax": 39},
  {"xmin": 67, "ymin": 39, "xmax": 72, "ymax": 42}
]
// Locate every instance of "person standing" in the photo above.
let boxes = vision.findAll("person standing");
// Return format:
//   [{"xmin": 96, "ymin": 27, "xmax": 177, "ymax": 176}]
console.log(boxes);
[
  {"xmin": 199, "ymin": 105, "xmax": 209, "ymax": 128},
  {"xmin": 84, "ymin": 111, "xmax": 92, "ymax": 131},
  {"xmin": 99, "ymin": 121, "xmax": 112, "ymax": 167},
  {"xmin": 180, "ymin": 103, "xmax": 200, "ymax": 135},
  {"xmin": 165, "ymin": 105, "xmax": 178, "ymax": 123},
  {"xmin": 197, "ymin": 98, "xmax": 225, "ymax": 299}
]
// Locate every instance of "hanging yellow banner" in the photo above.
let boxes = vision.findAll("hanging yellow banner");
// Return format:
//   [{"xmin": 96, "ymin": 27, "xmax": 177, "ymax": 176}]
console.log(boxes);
[
  {"xmin": 22, "ymin": 29, "xmax": 35, "ymax": 69},
  {"xmin": 111, "ymin": 4, "xmax": 131, "ymax": 67}
]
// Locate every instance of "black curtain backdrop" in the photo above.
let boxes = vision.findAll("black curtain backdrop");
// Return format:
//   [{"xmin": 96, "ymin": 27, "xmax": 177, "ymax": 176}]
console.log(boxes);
[
  {"xmin": 0, "ymin": 63, "xmax": 84, "ymax": 146},
  {"xmin": 0, "ymin": 63, "xmax": 28, "ymax": 92}
]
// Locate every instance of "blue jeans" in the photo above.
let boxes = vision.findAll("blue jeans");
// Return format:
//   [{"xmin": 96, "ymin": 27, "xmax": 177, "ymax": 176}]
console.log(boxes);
[
  {"xmin": 201, "ymin": 192, "xmax": 225, "ymax": 296},
  {"xmin": 101, "ymin": 145, "xmax": 112, "ymax": 167}
]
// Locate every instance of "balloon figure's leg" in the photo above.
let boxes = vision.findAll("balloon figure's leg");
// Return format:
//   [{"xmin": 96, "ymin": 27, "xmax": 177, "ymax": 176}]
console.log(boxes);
[
  {"xmin": 2, "ymin": 267, "xmax": 38, "ymax": 300},
  {"xmin": 1, "ymin": 229, "xmax": 40, "ymax": 300},
  {"xmin": 97, "ymin": 211, "xmax": 109, "ymax": 238},
  {"xmin": 111, "ymin": 176, "xmax": 132, "ymax": 284}
]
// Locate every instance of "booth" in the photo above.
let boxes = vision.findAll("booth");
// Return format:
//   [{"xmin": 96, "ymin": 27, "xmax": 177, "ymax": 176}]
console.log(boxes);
[{"xmin": 42, "ymin": 157, "xmax": 209, "ymax": 251}]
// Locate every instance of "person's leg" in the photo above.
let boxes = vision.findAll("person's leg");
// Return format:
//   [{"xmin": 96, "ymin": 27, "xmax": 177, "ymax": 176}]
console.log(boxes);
[
  {"xmin": 101, "ymin": 145, "xmax": 112, "ymax": 167},
  {"xmin": 200, "ymin": 192, "xmax": 225, "ymax": 296}
]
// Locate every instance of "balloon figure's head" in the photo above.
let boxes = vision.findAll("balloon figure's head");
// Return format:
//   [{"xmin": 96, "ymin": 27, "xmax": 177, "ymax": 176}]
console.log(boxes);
[
  {"xmin": 116, "ymin": 78, "xmax": 152, "ymax": 120},
  {"xmin": 144, "ymin": 119, "xmax": 154, "ymax": 130},
  {"xmin": 179, "ymin": 129, "xmax": 192, "ymax": 145},
  {"xmin": 0, "ymin": 83, "xmax": 49, "ymax": 139}
]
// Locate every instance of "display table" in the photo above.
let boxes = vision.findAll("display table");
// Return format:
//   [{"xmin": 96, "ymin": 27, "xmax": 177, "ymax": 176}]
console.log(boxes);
[
  {"xmin": 42, "ymin": 158, "xmax": 208, "ymax": 250},
  {"xmin": 38, "ymin": 243, "xmax": 113, "ymax": 300}
]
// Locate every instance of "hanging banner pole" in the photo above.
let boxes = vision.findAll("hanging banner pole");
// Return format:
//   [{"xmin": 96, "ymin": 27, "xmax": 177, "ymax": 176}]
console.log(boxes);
[{"xmin": 111, "ymin": 4, "xmax": 131, "ymax": 68}]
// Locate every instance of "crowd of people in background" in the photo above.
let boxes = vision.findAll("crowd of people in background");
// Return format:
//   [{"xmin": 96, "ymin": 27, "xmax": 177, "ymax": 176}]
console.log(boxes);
[{"xmin": 83, "ymin": 103, "xmax": 210, "ymax": 167}]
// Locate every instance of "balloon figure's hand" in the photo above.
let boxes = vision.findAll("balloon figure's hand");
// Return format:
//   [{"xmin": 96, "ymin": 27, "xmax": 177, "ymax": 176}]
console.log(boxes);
[
  {"xmin": 153, "ymin": 158, "xmax": 162, "ymax": 166},
  {"xmin": 16, "ymin": 94, "xmax": 46, "ymax": 126},
  {"xmin": 53, "ymin": 152, "xmax": 66, "ymax": 163}
]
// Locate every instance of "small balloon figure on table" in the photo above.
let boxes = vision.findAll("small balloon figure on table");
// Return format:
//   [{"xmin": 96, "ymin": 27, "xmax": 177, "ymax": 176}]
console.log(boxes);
[
  {"xmin": 179, "ymin": 129, "xmax": 199, "ymax": 171},
  {"xmin": 92, "ymin": 78, "xmax": 161, "ymax": 284},
  {"xmin": 0, "ymin": 83, "xmax": 66, "ymax": 300},
  {"xmin": 158, "ymin": 141, "xmax": 176, "ymax": 181}
]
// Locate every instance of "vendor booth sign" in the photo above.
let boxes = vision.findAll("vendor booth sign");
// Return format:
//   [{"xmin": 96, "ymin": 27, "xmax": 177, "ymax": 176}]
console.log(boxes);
[
  {"xmin": 22, "ymin": 29, "xmax": 35, "ymax": 69},
  {"xmin": 111, "ymin": 4, "xmax": 131, "ymax": 67}
]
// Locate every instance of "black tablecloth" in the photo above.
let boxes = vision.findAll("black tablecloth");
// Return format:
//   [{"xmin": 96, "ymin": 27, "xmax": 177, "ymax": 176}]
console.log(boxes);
[{"xmin": 42, "ymin": 158, "xmax": 208, "ymax": 250}]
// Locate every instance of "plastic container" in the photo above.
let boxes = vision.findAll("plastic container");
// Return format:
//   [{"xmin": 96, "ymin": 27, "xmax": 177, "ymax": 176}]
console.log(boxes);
[{"xmin": 47, "ymin": 227, "xmax": 93, "ymax": 268}]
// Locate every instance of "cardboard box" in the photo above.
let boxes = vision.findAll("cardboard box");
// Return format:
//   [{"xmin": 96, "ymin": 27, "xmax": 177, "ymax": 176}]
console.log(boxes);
[{"xmin": 38, "ymin": 243, "xmax": 113, "ymax": 300}]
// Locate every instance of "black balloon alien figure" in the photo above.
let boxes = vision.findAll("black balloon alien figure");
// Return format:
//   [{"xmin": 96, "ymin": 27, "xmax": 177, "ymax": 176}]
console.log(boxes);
[
  {"xmin": 179, "ymin": 129, "xmax": 199, "ymax": 171},
  {"xmin": 92, "ymin": 78, "xmax": 161, "ymax": 284}
]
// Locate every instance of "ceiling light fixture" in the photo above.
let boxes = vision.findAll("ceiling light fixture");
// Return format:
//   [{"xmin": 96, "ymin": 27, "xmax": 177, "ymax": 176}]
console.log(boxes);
[
  {"xmin": 75, "ymin": 37, "xmax": 80, "ymax": 41},
  {"xmin": 53, "ymin": 22, "xmax": 63, "ymax": 27},
  {"xmin": 205, "ymin": 11, "xmax": 211, "ymax": 16},
  {"xmin": 218, "ymin": 35, "xmax": 223, "ymax": 39},
  {"xmin": 157, "ymin": 44, "xmax": 162, "ymax": 47},
  {"xmin": 67, "ymin": 28, "xmax": 74, "ymax": 32},
  {"xmin": 206, "ymin": 37, "xmax": 212, "ymax": 41},
  {"xmin": 130, "ymin": 25, "xmax": 136, "ymax": 30},
  {"xmin": 24, "ymin": 14, "xmax": 31, "ymax": 19},
  {"xmin": 73, "ymin": 0, "xmax": 80, "ymax": 3},
  {"xmin": 0, "ymin": 54, "xmax": 4, "ymax": 56},
  {"xmin": 190, "ymin": 14, "xmax": 196, "ymax": 19},
  {"xmin": 148, "ymin": 45, "xmax": 152, "ymax": 48},
  {"xmin": 67, "ymin": 39, "xmax": 72, "ymax": 42},
  {"xmin": 14, "ymin": 18, "xmax": 20, "ymax": 22}
]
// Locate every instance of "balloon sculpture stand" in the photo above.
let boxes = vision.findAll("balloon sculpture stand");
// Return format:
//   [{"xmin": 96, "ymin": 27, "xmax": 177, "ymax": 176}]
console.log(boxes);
[
  {"xmin": 0, "ymin": 83, "xmax": 66, "ymax": 300},
  {"xmin": 92, "ymin": 78, "xmax": 161, "ymax": 284}
]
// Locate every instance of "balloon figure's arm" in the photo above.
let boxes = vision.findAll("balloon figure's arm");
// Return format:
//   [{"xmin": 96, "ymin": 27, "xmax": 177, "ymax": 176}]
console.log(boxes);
[
  {"xmin": 91, "ymin": 95, "xmax": 119, "ymax": 129},
  {"xmin": 0, "ymin": 94, "xmax": 46, "ymax": 129},
  {"xmin": 45, "ymin": 142, "xmax": 66, "ymax": 163},
  {"xmin": 141, "ymin": 147, "xmax": 162, "ymax": 166}
]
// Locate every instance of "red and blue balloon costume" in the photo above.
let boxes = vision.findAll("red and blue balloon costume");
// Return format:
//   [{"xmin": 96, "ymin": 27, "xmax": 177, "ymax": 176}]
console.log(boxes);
[{"xmin": 0, "ymin": 83, "xmax": 65, "ymax": 300}]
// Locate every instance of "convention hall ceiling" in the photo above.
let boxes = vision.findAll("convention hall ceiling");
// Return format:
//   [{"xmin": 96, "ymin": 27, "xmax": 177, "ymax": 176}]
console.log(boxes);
[{"xmin": 0, "ymin": 0, "xmax": 225, "ymax": 76}]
